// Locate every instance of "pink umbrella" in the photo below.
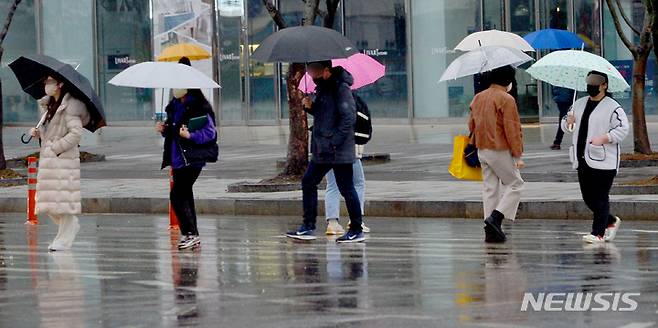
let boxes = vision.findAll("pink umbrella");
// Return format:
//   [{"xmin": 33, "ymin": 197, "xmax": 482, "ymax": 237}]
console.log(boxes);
[{"xmin": 298, "ymin": 53, "xmax": 386, "ymax": 93}]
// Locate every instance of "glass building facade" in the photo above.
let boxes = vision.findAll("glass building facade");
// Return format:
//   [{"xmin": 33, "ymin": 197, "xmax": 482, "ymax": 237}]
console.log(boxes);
[{"xmin": 0, "ymin": 0, "xmax": 655, "ymax": 126}]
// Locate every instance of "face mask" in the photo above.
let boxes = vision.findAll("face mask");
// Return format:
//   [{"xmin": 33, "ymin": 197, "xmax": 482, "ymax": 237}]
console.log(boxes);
[
  {"xmin": 173, "ymin": 88, "xmax": 187, "ymax": 99},
  {"xmin": 586, "ymin": 84, "xmax": 601, "ymax": 98},
  {"xmin": 44, "ymin": 82, "xmax": 58, "ymax": 97},
  {"xmin": 506, "ymin": 83, "xmax": 513, "ymax": 93}
]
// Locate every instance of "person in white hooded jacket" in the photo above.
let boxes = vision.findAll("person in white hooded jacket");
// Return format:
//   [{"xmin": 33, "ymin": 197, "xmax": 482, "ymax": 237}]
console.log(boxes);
[{"xmin": 561, "ymin": 71, "xmax": 629, "ymax": 244}]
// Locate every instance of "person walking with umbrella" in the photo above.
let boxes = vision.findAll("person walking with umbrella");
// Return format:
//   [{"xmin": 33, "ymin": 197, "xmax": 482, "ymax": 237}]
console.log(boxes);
[
  {"xmin": 27, "ymin": 75, "xmax": 89, "ymax": 251},
  {"xmin": 562, "ymin": 71, "xmax": 629, "ymax": 243},
  {"xmin": 156, "ymin": 57, "xmax": 218, "ymax": 250},
  {"xmin": 468, "ymin": 65, "xmax": 525, "ymax": 243},
  {"xmin": 550, "ymin": 86, "xmax": 576, "ymax": 150},
  {"xmin": 285, "ymin": 60, "xmax": 364, "ymax": 243},
  {"xmin": 9, "ymin": 55, "xmax": 106, "ymax": 251}
]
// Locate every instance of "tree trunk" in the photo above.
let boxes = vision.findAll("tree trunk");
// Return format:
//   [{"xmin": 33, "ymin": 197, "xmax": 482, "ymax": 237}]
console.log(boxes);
[
  {"xmin": 281, "ymin": 63, "xmax": 308, "ymax": 176},
  {"xmin": 631, "ymin": 53, "xmax": 652, "ymax": 154}
]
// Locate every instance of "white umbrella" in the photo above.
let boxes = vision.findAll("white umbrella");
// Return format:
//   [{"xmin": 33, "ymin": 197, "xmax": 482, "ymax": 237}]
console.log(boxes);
[
  {"xmin": 455, "ymin": 29, "xmax": 534, "ymax": 52},
  {"xmin": 108, "ymin": 61, "xmax": 221, "ymax": 89},
  {"xmin": 440, "ymin": 46, "xmax": 534, "ymax": 82}
]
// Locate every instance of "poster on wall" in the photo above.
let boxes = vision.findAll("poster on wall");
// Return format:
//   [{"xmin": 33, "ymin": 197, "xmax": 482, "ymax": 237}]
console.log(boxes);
[{"xmin": 152, "ymin": 0, "xmax": 215, "ymax": 112}]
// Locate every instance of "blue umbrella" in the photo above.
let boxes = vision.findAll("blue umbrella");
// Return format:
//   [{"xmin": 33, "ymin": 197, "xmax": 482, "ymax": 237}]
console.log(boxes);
[{"xmin": 523, "ymin": 29, "xmax": 584, "ymax": 50}]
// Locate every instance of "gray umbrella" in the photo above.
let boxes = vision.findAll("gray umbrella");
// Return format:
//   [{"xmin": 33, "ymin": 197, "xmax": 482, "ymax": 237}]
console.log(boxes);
[
  {"xmin": 9, "ymin": 54, "xmax": 106, "ymax": 132},
  {"xmin": 251, "ymin": 26, "xmax": 358, "ymax": 63}
]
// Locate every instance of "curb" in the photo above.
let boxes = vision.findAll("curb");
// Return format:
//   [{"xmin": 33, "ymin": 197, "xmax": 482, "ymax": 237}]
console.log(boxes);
[{"xmin": 1, "ymin": 197, "xmax": 656, "ymax": 220}]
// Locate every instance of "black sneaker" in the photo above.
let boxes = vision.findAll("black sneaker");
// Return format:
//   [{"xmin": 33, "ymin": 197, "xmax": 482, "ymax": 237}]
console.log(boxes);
[
  {"xmin": 285, "ymin": 225, "xmax": 317, "ymax": 241},
  {"xmin": 178, "ymin": 235, "xmax": 201, "ymax": 250},
  {"xmin": 336, "ymin": 230, "xmax": 365, "ymax": 243},
  {"xmin": 484, "ymin": 216, "xmax": 506, "ymax": 243}
]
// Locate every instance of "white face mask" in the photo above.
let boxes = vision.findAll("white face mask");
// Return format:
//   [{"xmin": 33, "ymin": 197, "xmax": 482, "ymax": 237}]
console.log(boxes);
[
  {"xmin": 44, "ymin": 82, "xmax": 59, "ymax": 97},
  {"xmin": 506, "ymin": 83, "xmax": 513, "ymax": 93},
  {"xmin": 172, "ymin": 89, "xmax": 187, "ymax": 99}
]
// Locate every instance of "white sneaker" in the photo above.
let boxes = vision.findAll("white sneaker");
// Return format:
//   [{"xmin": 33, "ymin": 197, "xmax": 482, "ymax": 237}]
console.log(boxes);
[
  {"xmin": 326, "ymin": 219, "xmax": 345, "ymax": 235},
  {"xmin": 604, "ymin": 216, "xmax": 621, "ymax": 242},
  {"xmin": 48, "ymin": 242, "xmax": 69, "ymax": 252},
  {"xmin": 582, "ymin": 234, "xmax": 605, "ymax": 244},
  {"xmin": 347, "ymin": 221, "xmax": 371, "ymax": 233}
]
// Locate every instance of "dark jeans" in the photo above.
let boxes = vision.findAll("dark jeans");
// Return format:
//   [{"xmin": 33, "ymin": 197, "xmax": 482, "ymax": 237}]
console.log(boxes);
[
  {"xmin": 302, "ymin": 161, "xmax": 362, "ymax": 232},
  {"xmin": 553, "ymin": 102, "xmax": 571, "ymax": 145},
  {"xmin": 171, "ymin": 166, "xmax": 202, "ymax": 236},
  {"xmin": 577, "ymin": 162, "xmax": 617, "ymax": 237}
]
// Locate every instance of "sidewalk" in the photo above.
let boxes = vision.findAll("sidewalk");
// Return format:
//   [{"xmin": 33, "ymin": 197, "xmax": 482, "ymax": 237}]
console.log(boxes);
[{"xmin": 2, "ymin": 123, "xmax": 657, "ymax": 219}]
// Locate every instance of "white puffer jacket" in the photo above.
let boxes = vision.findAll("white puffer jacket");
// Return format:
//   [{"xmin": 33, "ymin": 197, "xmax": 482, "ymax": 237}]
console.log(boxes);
[{"xmin": 36, "ymin": 94, "xmax": 90, "ymax": 215}]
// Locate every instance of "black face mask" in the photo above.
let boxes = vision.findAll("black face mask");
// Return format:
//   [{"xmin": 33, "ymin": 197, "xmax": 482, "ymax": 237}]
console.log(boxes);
[{"xmin": 587, "ymin": 84, "xmax": 602, "ymax": 98}]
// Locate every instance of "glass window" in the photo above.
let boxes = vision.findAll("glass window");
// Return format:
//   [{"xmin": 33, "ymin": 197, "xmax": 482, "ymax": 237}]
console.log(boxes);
[
  {"xmin": 508, "ymin": 0, "xmax": 538, "ymax": 119},
  {"xmin": 42, "ymin": 0, "xmax": 94, "ymax": 82},
  {"xmin": 539, "ymin": 0, "xmax": 570, "ymax": 118},
  {"xmin": 345, "ymin": 0, "xmax": 408, "ymax": 119},
  {"xmin": 96, "ymin": 0, "xmax": 153, "ymax": 121},
  {"xmin": 247, "ymin": 0, "xmax": 276, "ymax": 121},
  {"xmin": 483, "ymin": 0, "xmax": 504, "ymax": 30},
  {"xmin": 218, "ymin": 7, "xmax": 245, "ymax": 121},
  {"xmin": 1, "ymin": 0, "xmax": 37, "ymax": 123},
  {"xmin": 575, "ymin": 0, "xmax": 602, "ymax": 54},
  {"xmin": 412, "ymin": 1, "xmax": 480, "ymax": 118},
  {"xmin": 603, "ymin": 0, "xmax": 655, "ymax": 115}
]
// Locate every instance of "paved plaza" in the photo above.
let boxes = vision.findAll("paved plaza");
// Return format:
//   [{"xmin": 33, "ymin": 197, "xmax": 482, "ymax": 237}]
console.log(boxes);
[{"xmin": 1, "ymin": 214, "xmax": 657, "ymax": 327}]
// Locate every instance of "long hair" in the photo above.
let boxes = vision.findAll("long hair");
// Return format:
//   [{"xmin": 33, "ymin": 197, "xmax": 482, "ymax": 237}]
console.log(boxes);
[{"xmin": 45, "ymin": 77, "xmax": 70, "ymax": 123}]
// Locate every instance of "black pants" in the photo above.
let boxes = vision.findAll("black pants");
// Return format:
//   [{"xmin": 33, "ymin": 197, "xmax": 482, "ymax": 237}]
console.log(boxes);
[
  {"xmin": 302, "ymin": 161, "xmax": 362, "ymax": 232},
  {"xmin": 577, "ymin": 162, "xmax": 617, "ymax": 237},
  {"xmin": 553, "ymin": 102, "xmax": 571, "ymax": 145},
  {"xmin": 171, "ymin": 166, "xmax": 202, "ymax": 236}
]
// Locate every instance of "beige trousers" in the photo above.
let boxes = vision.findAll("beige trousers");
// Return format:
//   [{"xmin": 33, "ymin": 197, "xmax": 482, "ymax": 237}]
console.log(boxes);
[
  {"xmin": 49, "ymin": 214, "xmax": 80, "ymax": 249},
  {"xmin": 478, "ymin": 149, "xmax": 524, "ymax": 221}
]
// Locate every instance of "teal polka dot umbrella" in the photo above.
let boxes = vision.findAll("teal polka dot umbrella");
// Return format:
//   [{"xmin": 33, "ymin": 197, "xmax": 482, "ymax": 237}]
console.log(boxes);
[{"xmin": 527, "ymin": 50, "xmax": 630, "ymax": 92}]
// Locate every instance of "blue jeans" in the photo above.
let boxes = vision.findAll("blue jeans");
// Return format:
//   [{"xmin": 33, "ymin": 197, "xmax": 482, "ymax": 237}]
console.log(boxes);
[
  {"xmin": 325, "ymin": 159, "xmax": 365, "ymax": 220},
  {"xmin": 302, "ymin": 161, "xmax": 362, "ymax": 232}
]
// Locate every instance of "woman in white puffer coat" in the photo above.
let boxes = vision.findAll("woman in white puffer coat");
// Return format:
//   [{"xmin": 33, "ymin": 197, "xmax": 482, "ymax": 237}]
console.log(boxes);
[{"xmin": 30, "ymin": 75, "xmax": 89, "ymax": 251}]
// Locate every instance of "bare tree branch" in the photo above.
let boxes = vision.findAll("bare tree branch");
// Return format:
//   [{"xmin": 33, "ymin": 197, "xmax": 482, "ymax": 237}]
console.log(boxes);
[
  {"xmin": 302, "ymin": 0, "xmax": 320, "ymax": 26},
  {"xmin": 262, "ymin": 0, "xmax": 287, "ymax": 29},
  {"xmin": 300, "ymin": 0, "xmax": 326, "ymax": 19},
  {"xmin": 0, "ymin": 0, "xmax": 23, "ymax": 51},
  {"xmin": 324, "ymin": 0, "xmax": 340, "ymax": 28},
  {"xmin": 605, "ymin": 0, "xmax": 638, "ymax": 55},
  {"xmin": 616, "ymin": 0, "xmax": 642, "ymax": 35}
]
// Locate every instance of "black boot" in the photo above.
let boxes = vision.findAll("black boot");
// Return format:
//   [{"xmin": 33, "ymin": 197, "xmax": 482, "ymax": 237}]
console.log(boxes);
[{"xmin": 484, "ymin": 210, "xmax": 506, "ymax": 243}]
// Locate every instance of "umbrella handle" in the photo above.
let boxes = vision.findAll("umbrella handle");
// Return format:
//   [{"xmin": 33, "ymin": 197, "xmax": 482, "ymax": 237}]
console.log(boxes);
[{"xmin": 21, "ymin": 133, "xmax": 33, "ymax": 144}]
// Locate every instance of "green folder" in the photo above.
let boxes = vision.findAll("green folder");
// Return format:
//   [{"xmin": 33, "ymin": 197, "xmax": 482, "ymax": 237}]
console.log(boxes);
[{"xmin": 187, "ymin": 115, "xmax": 208, "ymax": 132}]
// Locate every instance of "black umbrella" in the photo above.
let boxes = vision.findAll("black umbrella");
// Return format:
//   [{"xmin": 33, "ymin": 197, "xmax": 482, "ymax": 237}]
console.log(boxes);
[
  {"xmin": 251, "ymin": 26, "xmax": 358, "ymax": 63},
  {"xmin": 9, "ymin": 54, "xmax": 106, "ymax": 132}
]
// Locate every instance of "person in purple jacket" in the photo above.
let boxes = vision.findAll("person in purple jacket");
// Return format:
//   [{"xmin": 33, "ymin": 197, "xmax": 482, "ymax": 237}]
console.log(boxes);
[{"xmin": 156, "ymin": 57, "xmax": 218, "ymax": 250}]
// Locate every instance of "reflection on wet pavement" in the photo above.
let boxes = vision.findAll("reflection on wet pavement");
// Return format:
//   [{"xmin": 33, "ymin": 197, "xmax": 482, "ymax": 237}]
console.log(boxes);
[{"xmin": 0, "ymin": 214, "xmax": 657, "ymax": 327}]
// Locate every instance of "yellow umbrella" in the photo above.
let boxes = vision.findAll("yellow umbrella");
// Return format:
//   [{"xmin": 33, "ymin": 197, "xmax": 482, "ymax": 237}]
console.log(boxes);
[{"xmin": 157, "ymin": 43, "xmax": 211, "ymax": 62}]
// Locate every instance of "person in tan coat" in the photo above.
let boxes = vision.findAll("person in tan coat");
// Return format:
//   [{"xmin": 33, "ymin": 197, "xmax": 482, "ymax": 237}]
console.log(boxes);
[
  {"xmin": 468, "ymin": 65, "xmax": 525, "ymax": 243},
  {"xmin": 29, "ymin": 75, "xmax": 90, "ymax": 251}
]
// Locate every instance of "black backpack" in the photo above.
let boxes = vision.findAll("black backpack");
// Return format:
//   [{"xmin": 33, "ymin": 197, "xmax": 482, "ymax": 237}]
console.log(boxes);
[{"xmin": 353, "ymin": 92, "xmax": 372, "ymax": 145}]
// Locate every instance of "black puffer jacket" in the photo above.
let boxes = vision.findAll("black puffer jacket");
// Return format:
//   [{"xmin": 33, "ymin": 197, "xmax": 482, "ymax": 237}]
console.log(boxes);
[{"xmin": 307, "ymin": 67, "xmax": 356, "ymax": 164}]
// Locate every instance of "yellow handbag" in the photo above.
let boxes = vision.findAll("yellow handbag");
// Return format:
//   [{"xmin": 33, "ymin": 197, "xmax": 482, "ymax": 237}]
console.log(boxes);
[{"xmin": 448, "ymin": 135, "xmax": 483, "ymax": 181}]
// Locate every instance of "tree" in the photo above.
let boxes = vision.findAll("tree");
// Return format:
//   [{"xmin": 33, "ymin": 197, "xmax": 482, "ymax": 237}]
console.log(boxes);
[
  {"xmin": 262, "ymin": 0, "xmax": 341, "ymax": 178},
  {"xmin": 605, "ymin": 0, "xmax": 653, "ymax": 154},
  {"xmin": 0, "ymin": 0, "xmax": 23, "ymax": 169}
]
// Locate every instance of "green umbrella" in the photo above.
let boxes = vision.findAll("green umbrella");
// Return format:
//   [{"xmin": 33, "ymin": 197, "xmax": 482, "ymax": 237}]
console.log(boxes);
[{"xmin": 527, "ymin": 50, "xmax": 630, "ymax": 93}]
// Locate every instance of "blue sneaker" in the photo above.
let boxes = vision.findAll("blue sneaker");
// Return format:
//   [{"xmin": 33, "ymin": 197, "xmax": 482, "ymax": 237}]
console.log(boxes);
[
  {"xmin": 336, "ymin": 231, "xmax": 365, "ymax": 243},
  {"xmin": 285, "ymin": 225, "xmax": 317, "ymax": 241}
]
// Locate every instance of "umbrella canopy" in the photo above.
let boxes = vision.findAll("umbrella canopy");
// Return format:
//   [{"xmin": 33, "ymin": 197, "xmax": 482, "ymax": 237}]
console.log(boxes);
[
  {"xmin": 251, "ymin": 26, "xmax": 358, "ymax": 63},
  {"xmin": 157, "ymin": 43, "xmax": 212, "ymax": 62},
  {"xmin": 440, "ymin": 46, "xmax": 534, "ymax": 82},
  {"xmin": 9, "ymin": 54, "xmax": 106, "ymax": 132},
  {"xmin": 455, "ymin": 29, "xmax": 534, "ymax": 52},
  {"xmin": 108, "ymin": 61, "xmax": 221, "ymax": 89},
  {"xmin": 526, "ymin": 50, "xmax": 630, "ymax": 92},
  {"xmin": 523, "ymin": 29, "xmax": 585, "ymax": 50},
  {"xmin": 298, "ymin": 53, "xmax": 386, "ymax": 93}
]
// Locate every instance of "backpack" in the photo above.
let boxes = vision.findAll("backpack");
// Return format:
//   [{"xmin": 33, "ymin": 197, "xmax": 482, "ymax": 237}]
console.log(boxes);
[{"xmin": 353, "ymin": 92, "xmax": 372, "ymax": 145}]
